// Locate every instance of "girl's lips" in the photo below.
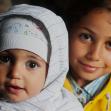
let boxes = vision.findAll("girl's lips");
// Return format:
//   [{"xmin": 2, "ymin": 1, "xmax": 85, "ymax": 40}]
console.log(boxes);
[{"xmin": 79, "ymin": 61, "xmax": 101, "ymax": 73}]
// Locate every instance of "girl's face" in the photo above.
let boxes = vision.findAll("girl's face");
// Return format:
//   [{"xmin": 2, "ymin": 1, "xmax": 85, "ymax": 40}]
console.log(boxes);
[
  {"xmin": 0, "ymin": 49, "xmax": 47, "ymax": 102},
  {"xmin": 69, "ymin": 9, "xmax": 111, "ymax": 86}
]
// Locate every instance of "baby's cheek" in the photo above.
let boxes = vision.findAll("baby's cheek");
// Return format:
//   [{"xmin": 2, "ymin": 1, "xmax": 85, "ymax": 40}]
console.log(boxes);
[{"xmin": 0, "ymin": 72, "xmax": 5, "ymax": 84}]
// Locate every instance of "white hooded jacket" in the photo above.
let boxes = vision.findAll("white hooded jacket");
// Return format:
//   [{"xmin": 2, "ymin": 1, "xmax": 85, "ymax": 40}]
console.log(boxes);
[{"xmin": 0, "ymin": 4, "xmax": 83, "ymax": 111}]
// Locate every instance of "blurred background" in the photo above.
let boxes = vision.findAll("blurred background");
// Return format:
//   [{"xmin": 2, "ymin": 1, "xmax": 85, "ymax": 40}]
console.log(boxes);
[
  {"xmin": 0, "ymin": 0, "xmax": 70, "ymax": 16},
  {"xmin": 12, "ymin": 0, "xmax": 69, "ymax": 15}
]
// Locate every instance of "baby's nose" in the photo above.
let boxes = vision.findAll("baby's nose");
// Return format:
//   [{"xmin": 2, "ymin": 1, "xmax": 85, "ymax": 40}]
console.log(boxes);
[{"xmin": 8, "ymin": 64, "xmax": 22, "ymax": 79}]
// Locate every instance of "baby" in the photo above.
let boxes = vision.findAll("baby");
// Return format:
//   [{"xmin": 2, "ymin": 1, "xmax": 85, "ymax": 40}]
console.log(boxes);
[{"xmin": 0, "ymin": 4, "xmax": 83, "ymax": 111}]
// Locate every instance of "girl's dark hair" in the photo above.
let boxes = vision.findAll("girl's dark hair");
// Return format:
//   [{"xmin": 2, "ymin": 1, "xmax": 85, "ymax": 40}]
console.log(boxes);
[{"xmin": 64, "ymin": 0, "xmax": 111, "ymax": 31}]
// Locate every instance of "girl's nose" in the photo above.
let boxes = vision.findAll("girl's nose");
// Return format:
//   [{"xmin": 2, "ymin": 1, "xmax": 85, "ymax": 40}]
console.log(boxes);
[{"xmin": 86, "ymin": 43, "xmax": 102, "ymax": 61}]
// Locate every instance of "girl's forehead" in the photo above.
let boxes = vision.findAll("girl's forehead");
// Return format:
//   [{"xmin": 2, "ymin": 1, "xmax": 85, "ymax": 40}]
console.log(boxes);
[
  {"xmin": 72, "ymin": 9, "xmax": 111, "ymax": 39},
  {"xmin": 79, "ymin": 9, "xmax": 111, "ymax": 26},
  {"xmin": 84, "ymin": 9, "xmax": 111, "ymax": 22}
]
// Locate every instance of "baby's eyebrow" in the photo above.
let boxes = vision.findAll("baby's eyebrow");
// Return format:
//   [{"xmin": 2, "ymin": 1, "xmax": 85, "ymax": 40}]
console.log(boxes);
[
  {"xmin": 0, "ymin": 51, "xmax": 8, "ymax": 55},
  {"xmin": 27, "ymin": 54, "xmax": 44, "ymax": 61}
]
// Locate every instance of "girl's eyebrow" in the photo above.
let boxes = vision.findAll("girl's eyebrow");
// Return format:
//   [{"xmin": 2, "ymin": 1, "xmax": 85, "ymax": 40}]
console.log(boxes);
[
  {"xmin": 107, "ymin": 37, "xmax": 111, "ymax": 40},
  {"xmin": 79, "ymin": 26, "xmax": 99, "ymax": 37},
  {"xmin": 79, "ymin": 26, "xmax": 95, "ymax": 34},
  {"xmin": 80, "ymin": 26, "xmax": 111, "ymax": 39}
]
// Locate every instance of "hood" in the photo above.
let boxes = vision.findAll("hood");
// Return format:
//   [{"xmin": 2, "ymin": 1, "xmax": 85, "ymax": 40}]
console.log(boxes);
[{"xmin": 0, "ymin": 3, "xmax": 68, "ymax": 92}]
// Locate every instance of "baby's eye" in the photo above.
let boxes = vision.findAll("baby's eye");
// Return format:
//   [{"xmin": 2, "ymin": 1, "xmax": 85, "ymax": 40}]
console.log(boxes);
[
  {"xmin": 79, "ymin": 33, "xmax": 93, "ymax": 42},
  {"xmin": 106, "ymin": 41, "xmax": 111, "ymax": 50},
  {"xmin": 26, "ymin": 60, "xmax": 38, "ymax": 69},
  {"xmin": 0, "ymin": 55, "xmax": 11, "ymax": 64}
]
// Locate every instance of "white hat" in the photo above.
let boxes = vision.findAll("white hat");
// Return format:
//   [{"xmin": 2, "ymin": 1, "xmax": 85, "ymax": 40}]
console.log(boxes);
[{"xmin": 0, "ymin": 17, "xmax": 49, "ymax": 62}]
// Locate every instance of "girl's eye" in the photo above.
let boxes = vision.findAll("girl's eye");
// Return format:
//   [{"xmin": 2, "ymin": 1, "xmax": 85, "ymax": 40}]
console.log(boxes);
[
  {"xmin": 79, "ymin": 33, "xmax": 93, "ymax": 42},
  {"xmin": 0, "ymin": 55, "xmax": 11, "ymax": 64},
  {"xmin": 26, "ymin": 60, "xmax": 38, "ymax": 69}
]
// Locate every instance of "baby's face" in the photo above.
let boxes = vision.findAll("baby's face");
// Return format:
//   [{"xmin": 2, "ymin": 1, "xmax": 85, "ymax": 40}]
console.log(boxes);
[{"xmin": 0, "ymin": 49, "xmax": 47, "ymax": 102}]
